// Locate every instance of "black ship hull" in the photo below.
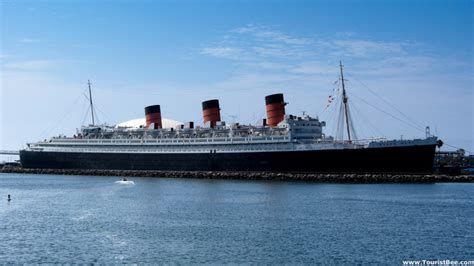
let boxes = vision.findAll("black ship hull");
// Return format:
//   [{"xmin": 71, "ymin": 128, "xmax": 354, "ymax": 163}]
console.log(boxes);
[{"xmin": 20, "ymin": 144, "xmax": 437, "ymax": 173}]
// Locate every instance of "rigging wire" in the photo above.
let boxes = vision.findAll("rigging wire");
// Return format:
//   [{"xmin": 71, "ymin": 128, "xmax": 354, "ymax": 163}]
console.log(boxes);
[
  {"xmin": 321, "ymin": 80, "xmax": 342, "ymax": 138},
  {"xmin": 347, "ymin": 100, "xmax": 368, "ymax": 140},
  {"xmin": 350, "ymin": 93, "xmax": 426, "ymax": 133},
  {"xmin": 320, "ymin": 68, "xmax": 427, "ymax": 142},
  {"xmin": 336, "ymin": 97, "xmax": 345, "ymax": 141},
  {"xmin": 94, "ymin": 105, "xmax": 116, "ymax": 125},
  {"xmin": 78, "ymin": 96, "xmax": 89, "ymax": 126},
  {"xmin": 346, "ymin": 103, "xmax": 358, "ymax": 141},
  {"xmin": 81, "ymin": 105, "xmax": 91, "ymax": 126},
  {"xmin": 322, "ymin": 93, "xmax": 342, "ymax": 138},
  {"xmin": 37, "ymin": 90, "xmax": 87, "ymax": 140},
  {"xmin": 333, "ymin": 86, "xmax": 358, "ymax": 141},
  {"xmin": 324, "ymin": 72, "xmax": 468, "ymax": 153},
  {"xmin": 349, "ymin": 99, "xmax": 386, "ymax": 138},
  {"xmin": 327, "ymin": 97, "xmax": 341, "ymax": 138},
  {"xmin": 441, "ymin": 143, "xmax": 473, "ymax": 154},
  {"xmin": 83, "ymin": 85, "xmax": 116, "ymax": 125},
  {"xmin": 319, "ymin": 79, "xmax": 341, "ymax": 115},
  {"xmin": 82, "ymin": 92, "xmax": 100, "ymax": 125},
  {"xmin": 346, "ymin": 72, "xmax": 426, "ymax": 130},
  {"xmin": 254, "ymin": 111, "xmax": 267, "ymax": 125}
]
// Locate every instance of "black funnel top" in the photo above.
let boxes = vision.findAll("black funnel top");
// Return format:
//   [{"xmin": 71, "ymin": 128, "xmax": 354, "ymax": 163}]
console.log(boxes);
[
  {"xmin": 265, "ymin": 94, "xmax": 284, "ymax": 105},
  {"xmin": 145, "ymin": 105, "xmax": 161, "ymax": 114},
  {"xmin": 202, "ymin": 99, "xmax": 220, "ymax": 110}
]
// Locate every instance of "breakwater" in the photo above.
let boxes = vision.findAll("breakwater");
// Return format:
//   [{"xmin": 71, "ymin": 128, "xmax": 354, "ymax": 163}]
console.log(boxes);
[{"xmin": 1, "ymin": 166, "xmax": 473, "ymax": 183}]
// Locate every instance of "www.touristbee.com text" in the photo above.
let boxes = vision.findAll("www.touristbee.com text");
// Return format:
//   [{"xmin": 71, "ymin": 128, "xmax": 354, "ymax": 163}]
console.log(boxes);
[{"xmin": 403, "ymin": 260, "xmax": 474, "ymax": 265}]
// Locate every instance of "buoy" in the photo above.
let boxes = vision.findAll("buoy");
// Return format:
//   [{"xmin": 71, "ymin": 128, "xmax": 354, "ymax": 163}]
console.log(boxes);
[{"xmin": 7, "ymin": 194, "xmax": 11, "ymax": 202}]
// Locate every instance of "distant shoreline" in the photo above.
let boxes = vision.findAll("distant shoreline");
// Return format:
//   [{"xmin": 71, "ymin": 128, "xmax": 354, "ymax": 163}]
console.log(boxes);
[{"xmin": 1, "ymin": 166, "xmax": 473, "ymax": 183}]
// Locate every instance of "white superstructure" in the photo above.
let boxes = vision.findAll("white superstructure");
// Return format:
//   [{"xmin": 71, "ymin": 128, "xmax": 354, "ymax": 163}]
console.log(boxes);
[{"xmin": 25, "ymin": 114, "xmax": 437, "ymax": 154}]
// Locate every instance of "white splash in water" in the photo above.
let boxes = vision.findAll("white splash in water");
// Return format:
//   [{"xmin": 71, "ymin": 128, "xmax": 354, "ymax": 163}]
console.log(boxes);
[{"xmin": 115, "ymin": 180, "xmax": 135, "ymax": 185}]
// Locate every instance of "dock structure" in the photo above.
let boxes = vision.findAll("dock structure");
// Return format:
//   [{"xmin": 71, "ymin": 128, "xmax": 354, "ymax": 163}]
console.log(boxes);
[
  {"xmin": 0, "ymin": 150, "xmax": 20, "ymax": 155},
  {"xmin": 0, "ymin": 165, "xmax": 473, "ymax": 183}
]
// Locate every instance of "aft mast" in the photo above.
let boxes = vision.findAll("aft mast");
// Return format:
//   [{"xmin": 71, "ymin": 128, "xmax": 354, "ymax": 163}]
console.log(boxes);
[
  {"xmin": 339, "ymin": 61, "xmax": 352, "ymax": 142},
  {"xmin": 88, "ymin": 79, "xmax": 95, "ymax": 126}
]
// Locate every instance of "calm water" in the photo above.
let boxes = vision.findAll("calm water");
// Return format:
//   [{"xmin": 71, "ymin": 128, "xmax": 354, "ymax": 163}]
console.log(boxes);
[{"xmin": 0, "ymin": 173, "xmax": 472, "ymax": 264}]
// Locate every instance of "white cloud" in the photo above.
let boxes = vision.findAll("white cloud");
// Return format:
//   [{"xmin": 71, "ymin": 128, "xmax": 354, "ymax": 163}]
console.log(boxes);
[
  {"xmin": 199, "ymin": 26, "xmax": 436, "ymax": 80},
  {"xmin": 4, "ymin": 60, "xmax": 56, "ymax": 70},
  {"xmin": 331, "ymin": 39, "xmax": 408, "ymax": 57},
  {"xmin": 202, "ymin": 26, "xmax": 416, "ymax": 62},
  {"xmin": 231, "ymin": 25, "xmax": 259, "ymax": 34},
  {"xmin": 291, "ymin": 61, "xmax": 338, "ymax": 75},
  {"xmin": 243, "ymin": 61, "xmax": 289, "ymax": 71},
  {"xmin": 202, "ymin": 28, "xmax": 316, "ymax": 60},
  {"xmin": 0, "ymin": 54, "xmax": 15, "ymax": 60},
  {"xmin": 254, "ymin": 30, "xmax": 311, "ymax": 45},
  {"xmin": 200, "ymin": 47, "xmax": 244, "ymax": 60},
  {"xmin": 232, "ymin": 25, "xmax": 311, "ymax": 45},
  {"xmin": 19, "ymin": 38, "xmax": 41, "ymax": 43},
  {"xmin": 3, "ymin": 59, "xmax": 88, "ymax": 71}
]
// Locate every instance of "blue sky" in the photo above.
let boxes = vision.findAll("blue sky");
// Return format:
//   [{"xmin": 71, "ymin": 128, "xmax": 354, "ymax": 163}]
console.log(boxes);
[{"xmin": 0, "ymin": 0, "xmax": 473, "ymax": 152}]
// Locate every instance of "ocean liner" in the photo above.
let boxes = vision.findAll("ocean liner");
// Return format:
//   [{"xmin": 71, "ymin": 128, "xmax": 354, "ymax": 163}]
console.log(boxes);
[{"xmin": 20, "ymin": 62, "xmax": 441, "ymax": 173}]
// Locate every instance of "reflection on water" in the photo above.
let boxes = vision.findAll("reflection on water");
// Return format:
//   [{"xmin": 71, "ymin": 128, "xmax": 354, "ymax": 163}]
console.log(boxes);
[{"xmin": 0, "ymin": 173, "xmax": 473, "ymax": 263}]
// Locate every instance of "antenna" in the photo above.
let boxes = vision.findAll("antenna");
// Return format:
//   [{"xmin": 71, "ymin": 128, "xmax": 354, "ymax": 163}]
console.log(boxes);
[
  {"xmin": 88, "ymin": 79, "xmax": 95, "ymax": 126},
  {"xmin": 339, "ymin": 61, "xmax": 351, "ymax": 142}
]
